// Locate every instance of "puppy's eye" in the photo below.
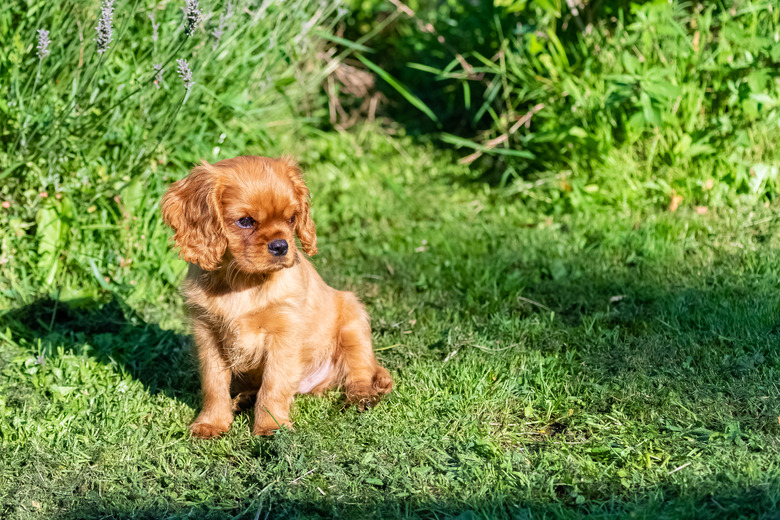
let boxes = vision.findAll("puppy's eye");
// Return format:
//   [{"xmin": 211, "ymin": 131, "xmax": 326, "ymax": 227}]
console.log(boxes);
[
  {"xmin": 289, "ymin": 215, "xmax": 296, "ymax": 224},
  {"xmin": 236, "ymin": 216, "xmax": 255, "ymax": 229}
]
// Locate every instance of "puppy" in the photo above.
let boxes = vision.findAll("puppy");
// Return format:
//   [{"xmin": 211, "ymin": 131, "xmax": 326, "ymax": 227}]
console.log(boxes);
[{"xmin": 162, "ymin": 156, "xmax": 393, "ymax": 438}]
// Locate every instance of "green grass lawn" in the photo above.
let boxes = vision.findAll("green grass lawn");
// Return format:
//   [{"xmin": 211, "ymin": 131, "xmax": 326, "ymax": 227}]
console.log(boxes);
[{"xmin": 2, "ymin": 130, "xmax": 779, "ymax": 519}]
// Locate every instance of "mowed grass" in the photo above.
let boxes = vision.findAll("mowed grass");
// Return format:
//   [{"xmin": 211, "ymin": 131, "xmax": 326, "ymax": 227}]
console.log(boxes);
[{"xmin": 2, "ymin": 131, "xmax": 780, "ymax": 519}]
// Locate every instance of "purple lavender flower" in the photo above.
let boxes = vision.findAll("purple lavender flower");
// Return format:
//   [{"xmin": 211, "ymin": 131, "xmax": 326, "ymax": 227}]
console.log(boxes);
[
  {"xmin": 149, "ymin": 12, "xmax": 160, "ymax": 43},
  {"xmin": 212, "ymin": 1, "xmax": 233, "ymax": 50},
  {"xmin": 37, "ymin": 29, "xmax": 51, "ymax": 60},
  {"xmin": 95, "ymin": 0, "xmax": 115, "ymax": 54},
  {"xmin": 183, "ymin": 0, "xmax": 202, "ymax": 37},
  {"xmin": 177, "ymin": 59, "xmax": 193, "ymax": 90},
  {"xmin": 153, "ymin": 63, "xmax": 164, "ymax": 89}
]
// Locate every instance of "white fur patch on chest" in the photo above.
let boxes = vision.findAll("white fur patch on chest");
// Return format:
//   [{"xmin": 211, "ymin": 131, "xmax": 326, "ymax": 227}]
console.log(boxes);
[
  {"xmin": 223, "ymin": 320, "xmax": 269, "ymax": 371},
  {"xmin": 297, "ymin": 358, "xmax": 334, "ymax": 394}
]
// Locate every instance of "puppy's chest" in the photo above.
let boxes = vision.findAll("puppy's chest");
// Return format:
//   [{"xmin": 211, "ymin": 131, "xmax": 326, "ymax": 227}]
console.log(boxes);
[
  {"xmin": 206, "ymin": 313, "xmax": 272, "ymax": 371},
  {"xmin": 223, "ymin": 314, "xmax": 271, "ymax": 369},
  {"xmin": 188, "ymin": 280, "xmax": 298, "ymax": 369},
  {"xmin": 216, "ymin": 304, "xmax": 294, "ymax": 369}
]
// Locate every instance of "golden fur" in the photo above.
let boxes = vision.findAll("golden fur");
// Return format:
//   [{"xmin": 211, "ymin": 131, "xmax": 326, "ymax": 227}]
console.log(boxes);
[{"xmin": 162, "ymin": 156, "xmax": 392, "ymax": 438}]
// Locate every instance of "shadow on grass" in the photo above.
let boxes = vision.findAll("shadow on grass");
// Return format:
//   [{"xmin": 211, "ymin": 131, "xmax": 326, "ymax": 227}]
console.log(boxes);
[
  {"xmin": 0, "ymin": 297, "xmax": 199, "ymax": 403},
  {"xmin": 375, "ymin": 245, "xmax": 780, "ymax": 433},
  {"xmin": 54, "ymin": 482, "xmax": 780, "ymax": 520},
  {"xmin": 520, "ymin": 259, "xmax": 780, "ymax": 377}
]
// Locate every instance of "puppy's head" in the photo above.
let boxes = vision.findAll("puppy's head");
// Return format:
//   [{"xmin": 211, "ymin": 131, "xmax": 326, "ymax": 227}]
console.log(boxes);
[{"xmin": 161, "ymin": 156, "xmax": 317, "ymax": 272}]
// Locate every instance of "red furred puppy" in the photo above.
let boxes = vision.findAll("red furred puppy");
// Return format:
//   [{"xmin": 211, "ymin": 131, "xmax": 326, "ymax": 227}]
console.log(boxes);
[{"xmin": 162, "ymin": 156, "xmax": 393, "ymax": 438}]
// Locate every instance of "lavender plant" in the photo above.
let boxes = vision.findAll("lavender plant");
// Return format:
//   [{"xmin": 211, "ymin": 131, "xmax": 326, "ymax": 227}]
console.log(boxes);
[
  {"xmin": 176, "ymin": 58, "xmax": 194, "ymax": 101},
  {"xmin": 95, "ymin": 0, "xmax": 114, "ymax": 54},
  {"xmin": 149, "ymin": 12, "xmax": 160, "ymax": 43},
  {"xmin": 36, "ymin": 29, "xmax": 51, "ymax": 60},
  {"xmin": 212, "ymin": 1, "xmax": 233, "ymax": 50},
  {"xmin": 183, "ymin": 0, "xmax": 202, "ymax": 37},
  {"xmin": 153, "ymin": 64, "xmax": 164, "ymax": 89},
  {"xmin": 1, "ymin": 0, "xmax": 341, "ymax": 290},
  {"xmin": 15, "ymin": 28, "xmax": 53, "ymax": 150}
]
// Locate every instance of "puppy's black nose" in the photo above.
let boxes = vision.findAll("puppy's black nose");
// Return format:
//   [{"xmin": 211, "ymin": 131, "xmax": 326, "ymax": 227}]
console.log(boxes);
[{"xmin": 268, "ymin": 239, "xmax": 288, "ymax": 257}]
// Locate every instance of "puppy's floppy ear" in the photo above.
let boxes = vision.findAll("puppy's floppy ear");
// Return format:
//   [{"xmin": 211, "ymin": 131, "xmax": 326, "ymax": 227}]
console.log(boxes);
[
  {"xmin": 280, "ymin": 156, "xmax": 317, "ymax": 256},
  {"xmin": 161, "ymin": 161, "xmax": 227, "ymax": 270}
]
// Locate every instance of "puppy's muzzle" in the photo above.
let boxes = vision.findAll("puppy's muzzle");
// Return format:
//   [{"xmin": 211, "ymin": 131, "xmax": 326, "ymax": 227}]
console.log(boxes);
[{"xmin": 268, "ymin": 239, "xmax": 288, "ymax": 257}]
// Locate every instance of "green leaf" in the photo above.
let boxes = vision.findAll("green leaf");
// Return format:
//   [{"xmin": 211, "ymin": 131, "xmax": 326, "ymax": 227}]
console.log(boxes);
[
  {"xmin": 643, "ymin": 79, "xmax": 681, "ymax": 102},
  {"xmin": 750, "ymin": 164, "xmax": 779, "ymax": 194},
  {"xmin": 35, "ymin": 200, "xmax": 70, "ymax": 286},
  {"xmin": 440, "ymin": 133, "xmax": 534, "ymax": 159},
  {"xmin": 121, "ymin": 176, "xmax": 145, "ymax": 216},
  {"xmin": 549, "ymin": 259, "xmax": 567, "ymax": 281},
  {"xmin": 356, "ymin": 53, "xmax": 439, "ymax": 124},
  {"xmin": 640, "ymin": 91, "xmax": 662, "ymax": 127},
  {"xmin": 51, "ymin": 385, "xmax": 78, "ymax": 398},
  {"xmin": 312, "ymin": 30, "xmax": 374, "ymax": 53},
  {"xmin": 88, "ymin": 258, "xmax": 113, "ymax": 290},
  {"xmin": 750, "ymin": 93, "xmax": 775, "ymax": 106},
  {"xmin": 406, "ymin": 62, "xmax": 444, "ymax": 75}
]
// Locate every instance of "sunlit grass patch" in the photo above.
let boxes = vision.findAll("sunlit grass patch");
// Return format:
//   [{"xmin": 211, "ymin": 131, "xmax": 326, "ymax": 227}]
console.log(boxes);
[{"xmin": 2, "ymin": 130, "xmax": 780, "ymax": 518}]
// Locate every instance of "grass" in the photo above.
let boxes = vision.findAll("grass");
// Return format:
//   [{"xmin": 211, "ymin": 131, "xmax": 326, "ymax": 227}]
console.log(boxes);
[
  {"xmin": 3, "ymin": 0, "xmax": 780, "ymax": 518},
  {"xmin": 343, "ymin": 0, "xmax": 780, "ymax": 207},
  {"xmin": 0, "ymin": 0, "xmax": 338, "ymax": 288},
  {"xmin": 2, "ymin": 130, "xmax": 780, "ymax": 519}
]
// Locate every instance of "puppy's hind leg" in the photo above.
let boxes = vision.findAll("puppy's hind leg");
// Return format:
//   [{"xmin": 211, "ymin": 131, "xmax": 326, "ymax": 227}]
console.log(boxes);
[{"xmin": 338, "ymin": 293, "xmax": 393, "ymax": 411}]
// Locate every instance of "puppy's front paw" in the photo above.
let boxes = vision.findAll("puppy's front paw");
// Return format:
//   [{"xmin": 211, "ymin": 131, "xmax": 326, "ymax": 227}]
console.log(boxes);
[{"xmin": 190, "ymin": 421, "xmax": 229, "ymax": 439}]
